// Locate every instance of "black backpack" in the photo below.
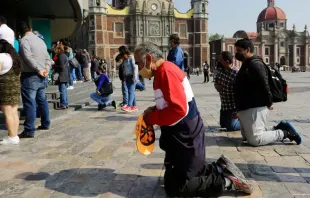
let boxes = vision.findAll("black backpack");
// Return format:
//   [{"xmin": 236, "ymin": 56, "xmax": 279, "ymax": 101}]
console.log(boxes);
[
  {"xmin": 94, "ymin": 78, "xmax": 114, "ymax": 97},
  {"xmin": 263, "ymin": 63, "xmax": 288, "ymax": 103}
]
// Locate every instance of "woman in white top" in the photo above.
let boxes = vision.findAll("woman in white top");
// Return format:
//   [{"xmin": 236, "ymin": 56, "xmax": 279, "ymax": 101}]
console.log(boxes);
[{"xmin": 0, "ymin": 39, "xmax": 23, "ymax": 145}]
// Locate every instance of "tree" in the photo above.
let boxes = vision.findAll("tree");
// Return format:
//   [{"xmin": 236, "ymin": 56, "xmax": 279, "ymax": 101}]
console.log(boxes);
[{"xmin": 209, "ymin": 33, "xmax": 224, "ymax": 41}]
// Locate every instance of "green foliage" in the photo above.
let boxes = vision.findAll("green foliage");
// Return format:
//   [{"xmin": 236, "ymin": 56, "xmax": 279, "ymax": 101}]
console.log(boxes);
[{"xmin": 209, "ymin": 33, "xmax": 224, "ymax": 41}]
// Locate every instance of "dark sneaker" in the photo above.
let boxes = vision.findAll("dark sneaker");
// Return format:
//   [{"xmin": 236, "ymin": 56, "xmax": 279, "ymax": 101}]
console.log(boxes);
[
  {"xmin": 275, "ymin": 120, "xmax": 302, "ymax": 145},
  {"xmin": 37, "ymin": 126, "xmax": 49, "ymax": 130},
  {"xmin": 217, "ymin": 155, "xmax": 246, "ymax": 180},
  {"xmin": 111, "ymin": 100, "xmax": 117, "ymax": 110},
  {"xmin": 18, "ymin": 132, "xmax": 34, "ymax": 139},
  {"xmin": 98, "ymin": 104, "xmax": 106, "ymax": 111}
]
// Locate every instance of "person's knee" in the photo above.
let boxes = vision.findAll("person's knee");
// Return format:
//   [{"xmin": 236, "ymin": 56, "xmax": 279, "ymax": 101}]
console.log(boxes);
[{"xmin": 247, "ymin": 135, "xmax": 263, "ymax": 147}]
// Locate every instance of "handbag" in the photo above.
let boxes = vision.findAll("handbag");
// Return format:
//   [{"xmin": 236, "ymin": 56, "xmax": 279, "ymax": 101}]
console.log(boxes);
[{"xmin": 69, "ymin": 57, "xmax": 80, "ymax": 68}]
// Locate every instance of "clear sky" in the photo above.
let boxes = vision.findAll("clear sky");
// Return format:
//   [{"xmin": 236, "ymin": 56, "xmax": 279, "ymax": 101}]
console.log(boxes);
[
  {"xmin": 106, "ymin": 0, "xmax": 310, "ymax": 37},
  {"xmin": 176, "ymin": 0, "xmax": 310, "ymax": 37}
]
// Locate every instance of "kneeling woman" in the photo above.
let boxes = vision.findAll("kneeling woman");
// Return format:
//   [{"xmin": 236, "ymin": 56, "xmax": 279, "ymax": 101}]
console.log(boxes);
[{"xmin": 90, "ymin": 65, "xmax": 117, "ymax": 110}]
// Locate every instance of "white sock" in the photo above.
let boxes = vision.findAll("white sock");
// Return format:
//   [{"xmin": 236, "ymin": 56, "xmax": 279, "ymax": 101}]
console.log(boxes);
[{"xmin": 225, "ymin": 177, "xmax": 232, "ymax": 188}]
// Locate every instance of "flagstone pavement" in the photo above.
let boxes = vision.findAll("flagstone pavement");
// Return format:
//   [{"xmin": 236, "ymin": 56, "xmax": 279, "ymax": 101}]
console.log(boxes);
[{"xmin": 0, "ymin": 72, "xmax": 310, "ymax": 198}]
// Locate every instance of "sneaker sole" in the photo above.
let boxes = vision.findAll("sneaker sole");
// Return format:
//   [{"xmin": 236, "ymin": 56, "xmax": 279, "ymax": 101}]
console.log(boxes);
[
  {"xmin": 220, "ymin": 155, "xmax": 246, "ymax": 180},
  {"xmin": 286, "ymin": 122, "xmax": 302, "ymax": 145},
  {"xmin": 227, "ymin": 176, "xmax": 253, "ymax": 194}
]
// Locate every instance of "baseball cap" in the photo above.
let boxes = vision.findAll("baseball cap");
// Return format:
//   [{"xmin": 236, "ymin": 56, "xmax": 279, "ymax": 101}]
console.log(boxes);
[{"xmin": 135, "ymin": 114, "xmax": 155, "ymax": 156}]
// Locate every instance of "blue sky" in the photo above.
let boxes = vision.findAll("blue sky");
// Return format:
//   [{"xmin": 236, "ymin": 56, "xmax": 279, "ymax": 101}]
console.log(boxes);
[{"xmin": 107, "ymin": 0, "xmax": 310, "ymax": 37}]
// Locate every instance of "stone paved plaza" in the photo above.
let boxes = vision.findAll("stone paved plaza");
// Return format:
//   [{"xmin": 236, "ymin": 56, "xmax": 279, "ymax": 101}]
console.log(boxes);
[{"xmin": 0, "ymin": 72, "xmax": 310, "ymax": 198}]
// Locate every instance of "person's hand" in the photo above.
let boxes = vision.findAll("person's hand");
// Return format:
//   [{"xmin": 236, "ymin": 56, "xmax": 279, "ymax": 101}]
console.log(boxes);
[
  {"xmin": 96, "ymin": 90, "xmax": 101, "ymax": 95},
  {"xmin": 133, "ymin": 79, "xmax": 136, "ymax": 83},
  {"xmin": 143, "ymin": 113, "xmax": 152, "ymax": 125},
  {"xmin": 38, "ymin": 69, "xmax": 48, "ymax": 78},
  {"xmin": 268, "ymin": 106, "xmax": 274, "ymax": 110}
]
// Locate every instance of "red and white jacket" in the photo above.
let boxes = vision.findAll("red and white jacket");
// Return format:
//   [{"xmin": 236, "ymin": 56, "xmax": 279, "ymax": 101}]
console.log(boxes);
[{"xmin": 148, "ymin": 61, "xmax": 198, "ymax": 126}]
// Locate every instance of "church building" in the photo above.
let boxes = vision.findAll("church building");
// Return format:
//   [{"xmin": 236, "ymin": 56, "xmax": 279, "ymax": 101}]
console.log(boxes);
[
  {"xmin": 82, "ymin": 0, "xmax": 209, "ymax": 69},
  {"xmin": 209, "ymin": 0, "xmax": 310, "ymax": 70}
]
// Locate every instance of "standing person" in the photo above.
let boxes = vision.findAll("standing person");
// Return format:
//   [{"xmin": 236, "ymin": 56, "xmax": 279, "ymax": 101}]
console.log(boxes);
[
  {"xmin": 116, "ymin": 54, "xmax": 127, "ymax": 107},
  {"xmin": 234, "ymin": 38, "xmax": 301, "ymax": 146},
  {"xmin": 0, "ymin": 16, "xmax": 14, "ymax": 47},
  {"xmin": 75, "ymin": 50, "xmax": 83, "ymax": 82},
  {"xmin": 81, "ymin": 50, "xmax": 90, "ymax": 82},
  {"xmin": 214, "ymin": 51, "xmax": 240, "ymax": 131},
  {"xmin": 90, "ymin": 65, "xmax": 117, "ymax": 110},
  {"xmin": 18, "ymin": 21, "xmax": 51, "ymax": 138},
  {"xmin": 54, "ymin": 39, "xmax": 69, "ymax": 109},
  {"xmin": 167, "ymin": 34, "xmax": 184, "ymax": 71},
  {"xmin": 134, "ymin": 42, "xmax": 253, "ymax": 197},
  {"xmin": 83, "ymin": 49, "xmax": 91, "ymax": 79},
  {"xmin": 203, "ymin": 61, "xmax": 210, "ymax": 83},
  {"xmin": 119, "ymin": 46, "xmax": 138, "ymax": 112},
  {"xmin": 67, "ymin": 44, "xmax": 75, "ymax": 90},
  {"xmin": 0, "ymin": 40, "xmax": 23, "ymax": 145},
  {"xmin": 91, "ymin": 56, "xmax": 99, "ymax": 80}
]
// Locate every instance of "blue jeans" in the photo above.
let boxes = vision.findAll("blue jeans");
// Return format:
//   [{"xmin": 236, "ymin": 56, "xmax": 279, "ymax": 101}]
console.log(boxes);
[
  {"xmin": 220, "ymin": 109, "xmax": 240, "ymax": 131},
  {"xmin": 69, "ymin": 65, "xmax": 76, "ymax": 86},
  {"xmin": 21, "ymin": 73, "xmax": 50, "ymax": 136},
  {"xmin": 76, "ymin": 65, "xmax": 83, "ymax": 81},
  {"xmin": 58, "ymin": 83, "xmax": 69, "ymax": 107},
  {"xmin": 90, "ymin": 93, "xmax": 112, "ymax": 106},
  {"xmin": 122, "ymin": 81, "xmax": 128, "ymax": 105},
  {"xmin": 91, "ymin": 71, "xmax": 97, "ymax": 80},
  {"xmin": 125, "ymin": 79, "xmax": 136, "ymax": 107}
]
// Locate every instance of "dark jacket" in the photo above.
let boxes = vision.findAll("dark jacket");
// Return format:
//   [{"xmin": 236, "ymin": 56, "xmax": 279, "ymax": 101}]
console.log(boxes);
[
  {"xmin": 235, "ymin": 55, "xmax": 273, "ymax": 111},
  {"xmin": 54, "ymin": 52, "xmax": 69, "ymax": 83},
  {"xmin": 118, "ymin": 63, "xmax": 124, "ymax": 81},
  {"xmin": 91, "ymin": 59, "xmax": 99, "ymax": 71}
]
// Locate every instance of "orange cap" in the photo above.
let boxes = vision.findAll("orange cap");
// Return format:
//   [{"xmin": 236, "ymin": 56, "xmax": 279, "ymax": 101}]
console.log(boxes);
[{"xmin": 135, "ymin": 114, "xmax": 155, "ymax": 155}]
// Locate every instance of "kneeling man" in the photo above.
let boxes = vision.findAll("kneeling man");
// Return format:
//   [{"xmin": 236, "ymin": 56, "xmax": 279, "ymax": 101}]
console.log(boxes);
[{"xmin": 134, "ymin": 42, "xmax": 253, "ymax": 197}]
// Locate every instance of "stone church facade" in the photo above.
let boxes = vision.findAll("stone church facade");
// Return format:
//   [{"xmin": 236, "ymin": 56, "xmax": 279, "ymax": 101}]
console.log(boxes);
[
  {"xmin": 86, "ymin": 0, "xmax": 209, "ymax": 69},
  {"xmin": 209, "ymin": 0, "xmax": 310, "ymax": 70}
]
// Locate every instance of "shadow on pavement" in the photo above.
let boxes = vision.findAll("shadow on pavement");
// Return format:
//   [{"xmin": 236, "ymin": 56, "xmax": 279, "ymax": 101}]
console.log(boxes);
[
  {"xmin": 140, "ymin": 162, "xmax": 310, "ymax": 183},
  {"xmin": 17, "ymin": 168, "xmax": 159, "ymax": 197}
]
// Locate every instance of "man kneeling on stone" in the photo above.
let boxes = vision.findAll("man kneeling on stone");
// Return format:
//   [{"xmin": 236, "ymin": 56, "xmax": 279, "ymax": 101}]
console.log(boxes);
[
  {"xmin": 234, "ymin": 38, "xmax": 302, "ymax": 147},
  {"xmin": 134, "ymin": 42, "xmax": 253, "ymax": 197},
  {"xmin": 214, "ymin": 51, "xmax": 240, "ymax": 131}
]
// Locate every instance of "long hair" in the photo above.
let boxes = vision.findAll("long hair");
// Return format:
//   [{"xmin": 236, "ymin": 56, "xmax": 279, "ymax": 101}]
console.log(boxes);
[{"xmin": 0, "ymin": 39, "xmax": 22, "ymax": 74}]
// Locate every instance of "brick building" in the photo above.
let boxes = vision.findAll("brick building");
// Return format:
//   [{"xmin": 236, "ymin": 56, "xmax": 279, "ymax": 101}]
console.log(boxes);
[
  {"xmin": 209, "ymin": 0, "xmax": 310, "ymax": 70},
  {"xmin": 79, "ymin": 0, "xmax": 209, "ymax": 70}
]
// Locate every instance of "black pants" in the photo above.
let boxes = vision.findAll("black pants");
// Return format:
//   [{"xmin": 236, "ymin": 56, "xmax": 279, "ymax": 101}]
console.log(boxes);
[
  {"xmin": 204, "ymin": 71, "xmax": 209, "ymax": 82},
  {"xmin": 164, "ymin": 162, "xmax": 225, "ymax": 197}
]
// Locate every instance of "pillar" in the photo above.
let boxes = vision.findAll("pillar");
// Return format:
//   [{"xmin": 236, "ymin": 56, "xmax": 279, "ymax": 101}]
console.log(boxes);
[
  {"xmin": 305, "ymin": 43, "xmax": 309, "ymax": 67},
  {"xmin": 293, "ymin": 42, "xmax": 297, "ymax": 66},
  {"xmin": 261, "ymin": 42, "xmax": 265, "ymax": 59},
  {"xmin": 274, "ymin": 42, "xmax": 278, "ymax": 63}
]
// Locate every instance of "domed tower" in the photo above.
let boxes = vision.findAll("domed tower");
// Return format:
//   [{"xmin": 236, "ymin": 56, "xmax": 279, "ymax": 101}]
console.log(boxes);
[{"xmin": 256, "ymin": 0, "xmax": 287, "ymax": 32}]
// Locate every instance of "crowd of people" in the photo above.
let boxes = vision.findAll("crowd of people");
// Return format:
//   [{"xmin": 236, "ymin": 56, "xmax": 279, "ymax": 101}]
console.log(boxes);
[{"xmin": 0, "ymin": 15, "xmax": 304, "ymax": 197}]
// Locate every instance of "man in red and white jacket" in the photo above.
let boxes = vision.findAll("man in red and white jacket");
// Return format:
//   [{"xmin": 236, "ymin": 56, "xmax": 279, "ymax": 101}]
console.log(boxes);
[{"xmin": 134, "ymin": 42, "xmax": 253, "ymax": 197}]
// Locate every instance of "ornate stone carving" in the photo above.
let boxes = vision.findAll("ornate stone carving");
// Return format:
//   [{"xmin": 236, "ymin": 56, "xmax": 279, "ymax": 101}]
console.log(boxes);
[
  {"xmin": 166, "ymin": 25, "xmax": 170, "ymax": 36},
  {"xmin": 148, "ymin": 37, "xmax": 161, "ymax": 45},
  {"xmin": 149, "ymin": 21, "xmax": 160, "ymax": 36},
  {"xmin": 140, "ymin": 23, "xmax": 144, "ymax": 35}
]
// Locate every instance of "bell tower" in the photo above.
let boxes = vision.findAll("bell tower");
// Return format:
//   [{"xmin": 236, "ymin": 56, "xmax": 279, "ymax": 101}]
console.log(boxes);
[
  {"xmin": 190, "ymin": 0, "xmax": 209, "ymax": 68},
  {"xmin": 267, "ymin": 0, "xmax": 275, "ymax": 7}
]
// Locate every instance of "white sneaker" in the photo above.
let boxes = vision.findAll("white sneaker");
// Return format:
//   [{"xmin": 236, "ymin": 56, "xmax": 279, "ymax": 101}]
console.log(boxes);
[
  {"xmin": 0, "ymin": 136, "xmax": 20, "ymax": 145},
  {"xmin": 67, "ymin": 86, "xmax": 74, "ymax": 90},
  {"xmin": 73, "ymin": 80, "xmax": 77, "ymax": 84}
]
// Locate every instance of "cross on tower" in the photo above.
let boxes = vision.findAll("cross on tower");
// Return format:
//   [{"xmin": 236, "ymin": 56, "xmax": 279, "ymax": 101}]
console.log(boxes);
[{"xmin": 267, "ymin": 0, "xmax": 275, "ymax": 7}]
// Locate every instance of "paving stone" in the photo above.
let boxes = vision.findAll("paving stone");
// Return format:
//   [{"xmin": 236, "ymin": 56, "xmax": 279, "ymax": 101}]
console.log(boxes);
[
  {"xmin": 21, "ymin": 187, "xmax": 53, "ymax": 198},
  {"xmin": 240, "ymin": 151, "xmax": 265, "ymax": 161},
  {"xmin": 258, "ymin": 182, "xmax": 291, "ymax": 197},
  {"xmin": 276, "ymin": 173, "xmax": 307, "ymax": 183},
  {"xmin": 258, "ymin": 150, "xmax": 280, "ymax": 157},
  {"xmin": 300, "ymin": 154, "xmax": 310, "ymax": 164},
  {"xmin": 300, "ymin": 173, "xmax": 310, "ymax": 183},
  {"xmin": 284, "ymin": 183, "xmax": 310, "ymax": 196}
]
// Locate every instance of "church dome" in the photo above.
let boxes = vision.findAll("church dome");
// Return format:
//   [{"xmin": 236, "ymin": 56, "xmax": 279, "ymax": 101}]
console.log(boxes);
[{"xmin": 257, "ymin": 6, "xmax": 286, "ymax": 22}]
